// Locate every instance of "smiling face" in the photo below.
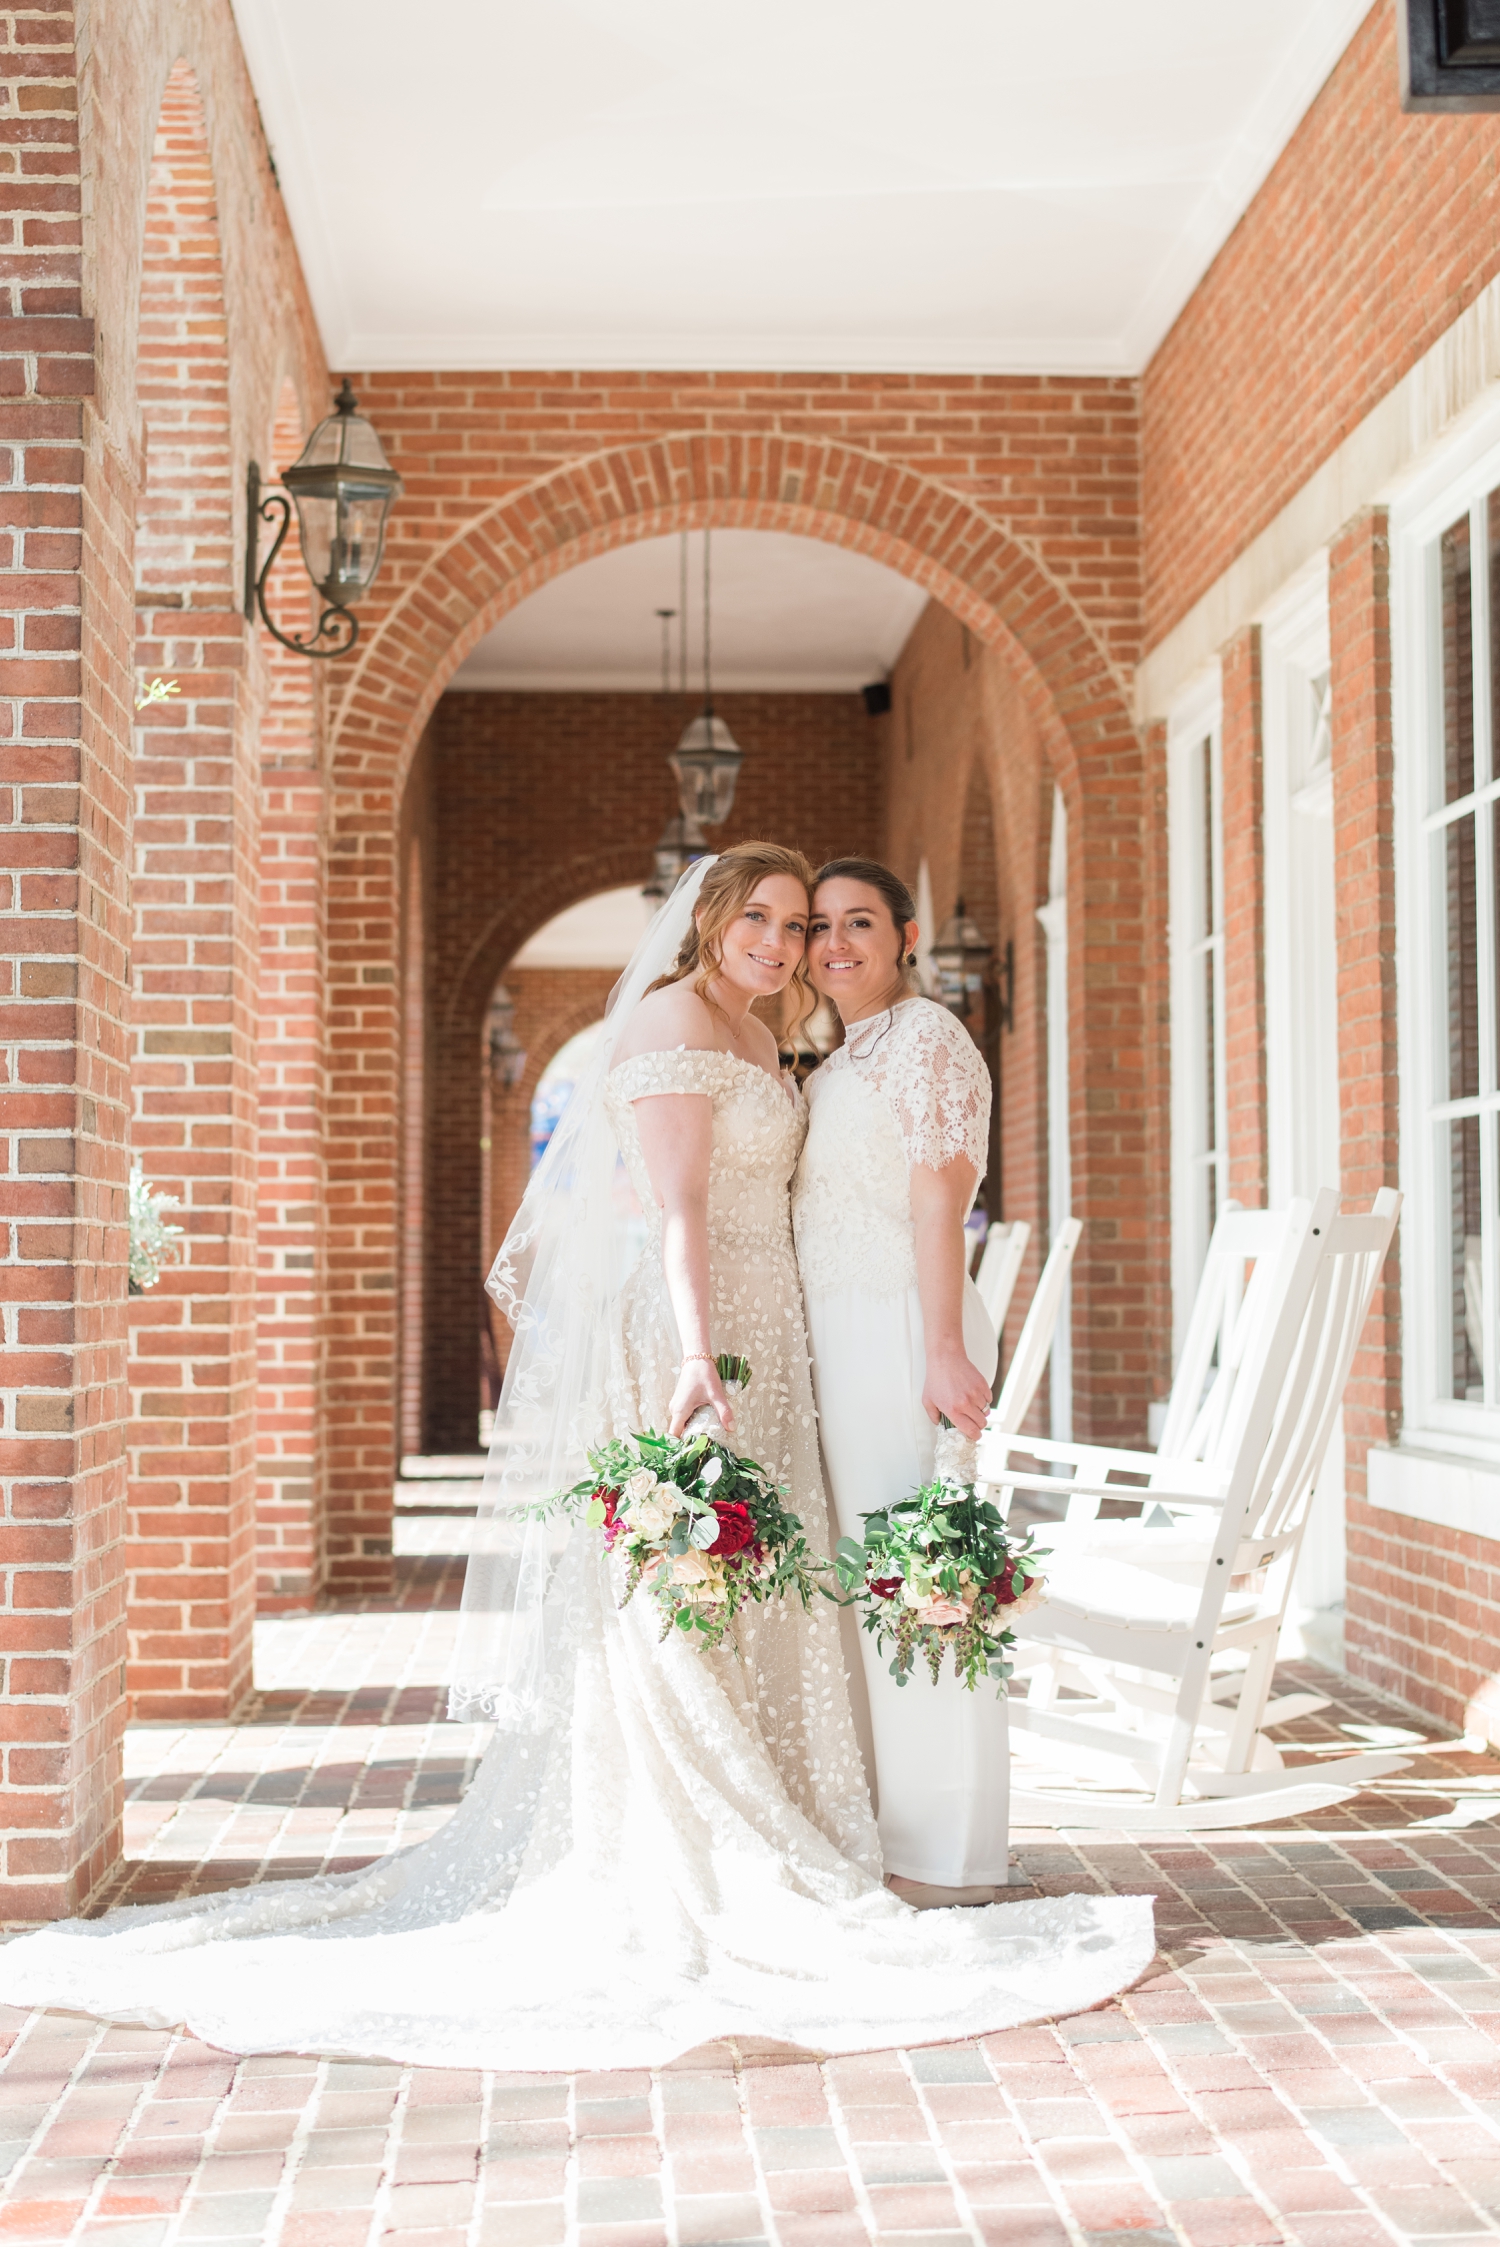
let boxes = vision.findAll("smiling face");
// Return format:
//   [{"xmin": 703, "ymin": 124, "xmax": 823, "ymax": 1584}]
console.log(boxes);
[
  {"xmin": 703, "ymin": 873, "xmax": 809, "ymax": 1001},
  {"xmin": 808, "ymin": 878, "xmax": 919, "ymax": 1022}
]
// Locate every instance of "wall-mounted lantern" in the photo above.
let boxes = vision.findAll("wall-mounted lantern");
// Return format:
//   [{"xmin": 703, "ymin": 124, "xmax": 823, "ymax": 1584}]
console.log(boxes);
[
  {"xmin": 487, "ymin": 984, "xmax": 528, "ymax": 1090},
  {"xmin": 244, "ymin": 380, "xmax": 403, "ymax": 661},
  {"xmin": 930, "ymin": 898, "xmax": 993, "ymax": 1019}
]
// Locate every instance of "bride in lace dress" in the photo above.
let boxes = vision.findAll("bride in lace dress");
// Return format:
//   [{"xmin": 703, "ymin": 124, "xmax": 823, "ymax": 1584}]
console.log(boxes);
[
  {"xmin": 795, "ymin": 859, "xmax": 1011, "ymax": 1897},
  {"xmin": 0, "ymin": 846, "xmax": 1151, "ymax": 2069}
]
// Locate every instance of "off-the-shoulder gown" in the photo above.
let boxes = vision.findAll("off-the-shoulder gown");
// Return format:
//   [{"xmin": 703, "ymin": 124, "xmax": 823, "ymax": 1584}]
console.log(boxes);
[{"xmin": 0, "ymin": 1046, "xmax": 1151, "ymax": 2068}]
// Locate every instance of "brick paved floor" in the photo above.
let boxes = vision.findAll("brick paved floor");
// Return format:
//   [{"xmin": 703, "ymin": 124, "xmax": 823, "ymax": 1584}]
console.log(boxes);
[{"xmin": 3, "ymin": 1550, "xmax": 1500, "ymax": 2245}]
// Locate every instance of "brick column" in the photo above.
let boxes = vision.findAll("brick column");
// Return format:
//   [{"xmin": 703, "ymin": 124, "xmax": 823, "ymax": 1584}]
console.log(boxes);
[
  {"xmin": 0, "ymin": 14, "xmax": 132, "ymax": 1918},
  {"xmin": 125, "ymin": 70, "xmax": 258, "ymax": 1716},
  {"xmin": 1330, "ymin": 508, "xmax": 1404, "ymax": 1699},
  {"xmin": 324, "ymin": 787, "xmax": 397, "ymax": 1593},
  {"xmin": 1220, "ymin": 624, "xmax": 1268, "ymax": 1207},
  {"xmin": 128, "ymin": 606, "xmax": 258, "ymax": 1715},
  {"xmin": 253, "ymin": 409, "xmax": 328, "ymax": 1613},
  {"xmin": 254, "ymin": 703, "xmax": 326, "ymax": 1608}
]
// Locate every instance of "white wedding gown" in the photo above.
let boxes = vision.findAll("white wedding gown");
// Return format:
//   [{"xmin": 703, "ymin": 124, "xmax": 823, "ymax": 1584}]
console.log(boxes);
[
  {"xmin": 796, "ymin": 998, "xmax": 1012, "ymax": 1886},
  {"xmin": 0, "ymin": 1045, "xmax": 1152, "ymax": 2069}
]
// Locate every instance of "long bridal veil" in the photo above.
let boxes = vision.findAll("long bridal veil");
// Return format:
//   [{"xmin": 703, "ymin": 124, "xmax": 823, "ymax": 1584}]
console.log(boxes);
[{"xmin": 449, "ymin": 855, "xmax": 713, "ymax": 1726}]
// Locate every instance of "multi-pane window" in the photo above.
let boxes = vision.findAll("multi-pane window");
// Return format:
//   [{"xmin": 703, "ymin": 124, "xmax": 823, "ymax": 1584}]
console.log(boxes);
[
  {"xmin": 1170, "ymin": 708, "xmax": 1227, "ymax": 1357},
  {"xmin": 1423, "ymin": 495, "xmax": 1500, "ymax": 1409}
]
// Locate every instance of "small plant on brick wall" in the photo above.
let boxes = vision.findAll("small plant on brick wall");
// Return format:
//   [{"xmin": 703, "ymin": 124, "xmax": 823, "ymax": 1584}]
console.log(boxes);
[
  {"xmin": 134, "ymin": 676, "xmax": 180, "ymax": 714},
  {"xmin": 129, "ymin": 1163, "xmax": 184, "ymax": 1296}
]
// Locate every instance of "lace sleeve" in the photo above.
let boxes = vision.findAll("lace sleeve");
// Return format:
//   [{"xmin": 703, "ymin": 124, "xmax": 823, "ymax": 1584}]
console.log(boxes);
[
  {"xmin": 608, "ymin": 1047, "xmax": 735, "ymax": 1103},
  {"xmin": 885, "ymin": 1003, "xmax": 991, "ymax": 1175}
]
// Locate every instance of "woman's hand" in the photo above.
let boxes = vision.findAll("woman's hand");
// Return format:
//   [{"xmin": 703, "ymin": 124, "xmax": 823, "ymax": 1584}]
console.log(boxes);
[
  {"xmin": 668, "ymin": 1357, "xmax": 734, "ymax": 1438},
  {"xmin": 921, "ymin": 1342, "xmax": 992, "ymax": 1440}
]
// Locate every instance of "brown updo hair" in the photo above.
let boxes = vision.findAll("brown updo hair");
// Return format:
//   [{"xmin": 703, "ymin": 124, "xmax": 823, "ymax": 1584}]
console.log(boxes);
[
  {"xmin": 648, "ymin": 840, "xmax": 817, "ymax": 1034},
  {"xmin": 813, "ymin": 856, "xmax": 920, "ymax": 987}
]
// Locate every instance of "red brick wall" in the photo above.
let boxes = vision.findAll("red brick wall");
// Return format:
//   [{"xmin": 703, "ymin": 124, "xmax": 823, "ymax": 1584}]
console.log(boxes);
[
  {"xmin": 414, "ymin": 686, "xmax": 886, "ymax": 1452},
  {"xmin": 0, "ymin": 0, "xmax": 325, "ymax": 1912},
  {"xmin": 1220, "ymin": 627, "xmax": 1268, "ymax": 1206},
  {"xmin": 879, "ymin": 603, "xmax": 1148, "ymax": 1426},
  {"xmin": 0, "ymin": 5, "xmax": 131, "ymax": 1925},
  {"xmin": 1141, "ymin": 2, "xmax": 1500, "ymax": 649},
  {"xmin": 125, "ymin": 63, "xmax": 260, "ymax": 1719}
]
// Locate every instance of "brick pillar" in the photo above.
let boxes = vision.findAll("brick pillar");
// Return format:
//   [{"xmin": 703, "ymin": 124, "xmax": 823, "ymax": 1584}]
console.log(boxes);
[
  {"xmin": 253, "ymin": 394, "xmax": 327, "ymax": 1612},
  {"xmin": 1330, "ymin": 510, "xmax": 1402, "ymax": 1677},
  {"xmin": 1220, "ymin": 624, "xmax": 1268, "ymax": 1206},
  {"xmin": 398, "ymin": 826, "xmax": 425, "ymax": 1462},
  {"xmin": 324, "ymin": 786, "xmax": 397, "ymax": 1593},
  {"xmin": 126, "ymin": 69, "xmax": 258, "ymax": 1718},
  {"xmin": 0, "ymin": 14, "xmax": 132, "ymax": 1918}
]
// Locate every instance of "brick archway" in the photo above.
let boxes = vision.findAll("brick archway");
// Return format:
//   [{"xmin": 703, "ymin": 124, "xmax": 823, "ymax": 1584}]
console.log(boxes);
[
  {"xmin": 322, "ymin": 439, "xmax": 1148, "ymax": 1587},
  {"xmin": 328, "ymin": 434, "xmax": 1128, "ymax": 805}
]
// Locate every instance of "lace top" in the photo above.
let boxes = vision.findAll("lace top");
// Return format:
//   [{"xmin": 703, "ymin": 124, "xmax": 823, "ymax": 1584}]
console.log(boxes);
[{"xmin": 793, "ymin": 998, "xmax": 991, "ymax": 1299}]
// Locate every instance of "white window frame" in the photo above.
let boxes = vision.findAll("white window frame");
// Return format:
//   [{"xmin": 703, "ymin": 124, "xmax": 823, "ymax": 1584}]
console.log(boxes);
[
  {"xmin": 1167, "ymin": 674, "xmax": 1228, "ymax": 1365},
  {"xmin": 1394, "ymin": 406, "xmax": 1500, "ymax": 1462},
  {"xmin": 1262, "ymin": 562, "xmax": 1337, "ymax": 1208},
  {"xmin": 1037, "ymin": 787, "xmax": 1071, "ymax": 1439}
]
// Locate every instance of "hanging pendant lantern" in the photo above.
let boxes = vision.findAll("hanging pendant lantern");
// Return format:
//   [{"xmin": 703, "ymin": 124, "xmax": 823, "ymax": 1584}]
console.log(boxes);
[{"xmin": 669, "ymin": 709, "xmax": 743, "ymax": 828}]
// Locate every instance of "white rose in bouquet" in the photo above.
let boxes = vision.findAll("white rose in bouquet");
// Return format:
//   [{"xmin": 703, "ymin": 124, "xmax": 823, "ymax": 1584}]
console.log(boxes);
[
  {"xmin": 625, "ymin": 1494, "xmax": 676, "ymax": 1540},
  {"xmin": 670, "ymin": 1549, "xmax": 727, "ymax": 1601},
  {"xmin": 624, "ymin": 1467, "xmax": 660, "ymax": 1502}
]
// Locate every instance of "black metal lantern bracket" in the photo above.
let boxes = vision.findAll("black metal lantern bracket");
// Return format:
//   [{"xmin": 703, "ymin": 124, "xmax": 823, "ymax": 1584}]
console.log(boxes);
[
  {"xmin": 244, "ymin": 457, "xmax": 356, "ymax": 660},
  {"xmin": 243, "ymin": 379, "xmax": 402, "ymax": 662},
  {"xmin": 995, "ymin": 938, "xmax": 1015, "ymax": 1033}
]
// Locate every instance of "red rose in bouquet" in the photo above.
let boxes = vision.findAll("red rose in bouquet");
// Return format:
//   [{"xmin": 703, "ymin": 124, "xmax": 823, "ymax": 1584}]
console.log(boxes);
[
  {"xmin": 708, "ymin": 1500, "xmax": 756, "ymax": 1557},
  {"xmin": 985, "ymin": 1557, "xmax": 1019, "ymax": 1604}
]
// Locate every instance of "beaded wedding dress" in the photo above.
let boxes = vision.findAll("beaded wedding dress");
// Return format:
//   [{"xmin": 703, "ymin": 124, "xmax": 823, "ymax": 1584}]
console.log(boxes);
[{"xmin": 0, "ymin": 875, "xmax": 1153, "ymax": 2069}]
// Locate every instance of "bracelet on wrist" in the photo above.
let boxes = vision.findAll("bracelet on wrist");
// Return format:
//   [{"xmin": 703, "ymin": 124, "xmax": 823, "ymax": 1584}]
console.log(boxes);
[{"xmin": 682, "ymin": 1351, "xmax": 716, "ymax": 1366}]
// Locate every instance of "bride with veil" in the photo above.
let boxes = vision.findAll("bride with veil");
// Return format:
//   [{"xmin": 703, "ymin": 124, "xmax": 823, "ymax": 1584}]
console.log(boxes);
[{"xmin": 0, "ymin": 845, "xmax": 1153, "ymax": 2069}]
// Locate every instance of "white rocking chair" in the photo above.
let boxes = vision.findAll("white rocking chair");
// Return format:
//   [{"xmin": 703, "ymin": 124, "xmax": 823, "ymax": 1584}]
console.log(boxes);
[
  {"xmin": 979, "ymin": 1188, "xmax": 1404, "ymax": 1830},
  {"xmin": 974, "ymin": 1220, "xmax": 1030, "ymax": 1342}
]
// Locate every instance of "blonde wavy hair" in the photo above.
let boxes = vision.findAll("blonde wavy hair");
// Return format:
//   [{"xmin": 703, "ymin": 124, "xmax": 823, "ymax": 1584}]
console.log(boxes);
[{"xmin": 648, "ymin": 841, "xmax": 817, "ymax": 1039}]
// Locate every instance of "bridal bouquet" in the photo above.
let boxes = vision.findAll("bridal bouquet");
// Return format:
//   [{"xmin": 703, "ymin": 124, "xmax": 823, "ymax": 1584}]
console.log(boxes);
[
  {"xmin": 835, "ymin": 1431, "xmax": 1047, "ymax": 1693},
  {"xmin": 544, "ymin": 1355, "xmax": 823, "ymax": 1650}
]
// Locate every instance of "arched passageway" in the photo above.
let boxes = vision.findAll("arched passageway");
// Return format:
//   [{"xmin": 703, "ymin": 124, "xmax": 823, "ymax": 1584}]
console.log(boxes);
[{"xmin": 378, "ymin": 502, "xmax": 1156, "ymax": 1488}]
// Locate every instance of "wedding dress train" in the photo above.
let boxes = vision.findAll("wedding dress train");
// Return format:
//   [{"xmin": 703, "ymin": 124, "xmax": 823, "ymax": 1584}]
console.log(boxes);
[{"xmin": 0, "ymin": 910, "xmax": 1153, "ymax": 2069}]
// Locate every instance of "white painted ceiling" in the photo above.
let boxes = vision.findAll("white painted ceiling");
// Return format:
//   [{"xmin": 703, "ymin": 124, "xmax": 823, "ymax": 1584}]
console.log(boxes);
[
  {"xmin": 232, "ymin": 0, "xmax": 1373, "ymax": 377},
  {"xmin": 451, "ymin": 529, "xmax": 928, "ymax": 692}
]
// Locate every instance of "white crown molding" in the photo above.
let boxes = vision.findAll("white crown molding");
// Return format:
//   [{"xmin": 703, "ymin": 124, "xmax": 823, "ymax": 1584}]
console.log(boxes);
[
  {"xmin": 229, "ymin": 0, "xmax": 350, "ymax": 364},
  {"xmin": 331, "ymin": 330, "xmax": 1142, "ymax": 378},
  {"xmin": 1118, "ymin": 0, "xmax": 1374, "ymax": 370}
]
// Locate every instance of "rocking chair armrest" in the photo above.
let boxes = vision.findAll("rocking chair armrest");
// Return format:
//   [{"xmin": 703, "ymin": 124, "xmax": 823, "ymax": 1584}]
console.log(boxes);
[
  {"xmin": 978, "ymin": 1432, "xmax": 1228, "ymax": 1497},
  {"xmin": 976, "ymin": 1466, "xmax": 1227, "ymax": 1510},
  {"xmin": 978, "ymin": 1432, "xmax": 1155, "ymax": 1475}
]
